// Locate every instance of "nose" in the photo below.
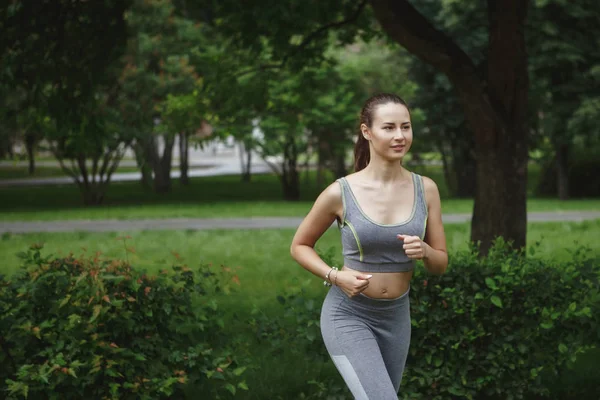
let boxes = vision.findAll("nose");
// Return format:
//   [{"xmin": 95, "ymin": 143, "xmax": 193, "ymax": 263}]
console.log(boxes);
[{"xmin": 393, "ymin": 128, "xmax": 405, "ymax": 141}]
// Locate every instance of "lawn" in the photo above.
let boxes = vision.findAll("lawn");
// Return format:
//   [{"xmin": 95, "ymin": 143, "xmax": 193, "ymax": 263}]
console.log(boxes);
[
  {"xmin": 2, "ymin": 220, "xmax": 598, "ymax": 295},
  {"xmin": 1, "ymin": 168, "xmax": 599, "ymax": 222},
  {"xmin": 2, "ymin": 220, "xmax": 598, "ymax": 399}
]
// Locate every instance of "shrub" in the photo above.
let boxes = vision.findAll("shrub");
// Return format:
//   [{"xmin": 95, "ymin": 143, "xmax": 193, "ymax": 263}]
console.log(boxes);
[
  {"xmin": 0, "ymin": 243, "xmax": 247, "ymax": 400},
  {"xmin": 259, "ymin": 241, "xmax": 599, "ymax": 400},
  {"xmin": 402, "ymin": 239, "xmax": 599, "ymax": 400}
]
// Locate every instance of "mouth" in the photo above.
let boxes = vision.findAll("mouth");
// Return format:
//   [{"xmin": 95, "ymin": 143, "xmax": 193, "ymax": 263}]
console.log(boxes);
[{"xmin": 391, "ymin": 145, "xmax": 405, "ymax": 152}]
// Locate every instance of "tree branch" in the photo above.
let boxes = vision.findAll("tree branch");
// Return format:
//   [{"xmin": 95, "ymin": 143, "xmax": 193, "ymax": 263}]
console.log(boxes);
[
  {"xmin": 234, "ymin": 0, "xmax": 368, "ymax": 78},
  {"xmin": 368, "ymin": 0, "xmax": 478, "ymax": 80},
  {"xmin": 284, "ymin": 0, "xmax": 368, "ymax": 63}
]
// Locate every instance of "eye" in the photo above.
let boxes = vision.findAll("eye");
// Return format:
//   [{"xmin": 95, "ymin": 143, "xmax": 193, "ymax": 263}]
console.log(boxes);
[
  {"xmin": 402, "ymin": 124, "xmax": 411, "ymax": 130},
  {"xmin": 383, "ymin": 126, "xmax": 394, "ymax": 131}
]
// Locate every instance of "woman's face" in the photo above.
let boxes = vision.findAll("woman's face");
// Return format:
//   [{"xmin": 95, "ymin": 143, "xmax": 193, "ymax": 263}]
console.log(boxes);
[{"xmin": 361, "ymin": 102, "xmax": 413, "ymax": 162}]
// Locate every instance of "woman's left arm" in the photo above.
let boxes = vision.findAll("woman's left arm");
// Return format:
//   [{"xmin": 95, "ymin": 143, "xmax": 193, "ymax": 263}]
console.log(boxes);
[
  {"xmin": 398, "ymin": 176, "xmax": 448, "ymax": 275},
  {"xmin": 421, "ymin": 176, "xmax": 448, "ymax": 274}
]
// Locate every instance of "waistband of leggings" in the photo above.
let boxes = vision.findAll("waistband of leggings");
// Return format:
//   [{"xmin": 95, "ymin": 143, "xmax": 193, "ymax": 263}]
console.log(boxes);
[{"xmin": 331, "ymin": 285, "xmax": 410, "ymax": 309}]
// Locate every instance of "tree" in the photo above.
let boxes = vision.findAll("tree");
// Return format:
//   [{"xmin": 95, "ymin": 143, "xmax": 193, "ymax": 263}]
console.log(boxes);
[
  {"xmin": 369, "ymin": 0, "xmax": 530, "ymax": 253},
  {"xmin": 44, "ymin": 85, "xmax": 133, "ymax": 205},
  {"xmin": 157, "ymin": 86, "xmax": 208, "ymax": 186},
  {"xmin": 528, "ymin": 0, "xmax": 600, "ymax": 200},
  {"xmin": 1, "ymin": 0, "xmax": 132, "ymax": 203},
  {"xmin": 207, "ymin": 0, "xmax": 531, "ymax": 253},
  {"xmin": 410, "ymin": 64, "xmax": 477, "ymax": 198},
  {"xmin": 255, "ymin": 69, "xmax": 311, "ymax": 201},
  {"xmin": 119, "ymin": 0, "xmax": 204, "ymax": 193},
  {"xmin": 200, "ymin": 40, "xmax": 270, "ymax": 183}
]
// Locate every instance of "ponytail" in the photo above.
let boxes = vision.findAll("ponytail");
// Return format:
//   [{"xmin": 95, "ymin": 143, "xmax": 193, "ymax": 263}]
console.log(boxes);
[{"xmin": 353, "ymin": 132, "xmax": 370, "ymax": 172}]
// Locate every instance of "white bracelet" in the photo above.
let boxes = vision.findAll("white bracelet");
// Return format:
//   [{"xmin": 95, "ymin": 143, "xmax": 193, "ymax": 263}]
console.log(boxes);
[{"xmin": 323, "ymin": 267, "xmax": 338, "ymax": 287}]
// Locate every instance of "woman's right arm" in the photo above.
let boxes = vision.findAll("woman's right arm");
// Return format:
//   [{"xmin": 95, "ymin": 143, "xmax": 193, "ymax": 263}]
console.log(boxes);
[{"xmin": 290, "ymin": 182, "xmax": 371, "ymax": 295}]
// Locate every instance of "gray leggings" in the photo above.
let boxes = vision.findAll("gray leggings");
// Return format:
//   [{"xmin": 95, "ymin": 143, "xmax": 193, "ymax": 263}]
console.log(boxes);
[{"xmin": 320, "ymin": 285, "xmax": 411, "ymax": 399}]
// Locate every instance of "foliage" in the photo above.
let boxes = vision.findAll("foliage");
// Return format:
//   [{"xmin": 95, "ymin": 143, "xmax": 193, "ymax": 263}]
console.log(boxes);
[
  {"xmin": 0, "ymin": 243, "xmax": 247, "ymax": 399},
  {"xmin": 252, "ymin": 242, "xmax": 600, "ymax": 399},
  {"xmin": 2, "ymin": 0, "xmax": 134, "ymax": 203},
  {"xmin": 402, "ymin": 240, "xmax": 599, "ymax": 399},
  {"xmin": 119, "ymin": 0, "xmax": 207, "ymax": 192}
]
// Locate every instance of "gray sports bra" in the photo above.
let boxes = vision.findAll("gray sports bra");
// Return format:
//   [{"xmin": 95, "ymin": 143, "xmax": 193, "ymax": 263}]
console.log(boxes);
[{"xmin": 336, "ymin": 172, "xmax": 428, "ymax": 273}]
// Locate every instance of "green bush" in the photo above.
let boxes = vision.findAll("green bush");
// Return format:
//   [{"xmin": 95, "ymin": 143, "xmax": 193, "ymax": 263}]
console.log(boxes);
[
  {"xmin": 260, "ymin": 242, "xmax": 599, "ymax": 400},
  {"xmin": 0, "ymin": 244, "xmax": 247, "ymax": 400},
  {"xmin": 404, "ymin": 240, "xmax": 600, "ymax": 400}
]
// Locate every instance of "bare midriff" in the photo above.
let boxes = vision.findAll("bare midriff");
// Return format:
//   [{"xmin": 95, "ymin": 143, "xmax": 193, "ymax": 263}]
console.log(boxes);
[{"xmin": 342, "ymin": 265, "xmax": 413, "ymax": 299}]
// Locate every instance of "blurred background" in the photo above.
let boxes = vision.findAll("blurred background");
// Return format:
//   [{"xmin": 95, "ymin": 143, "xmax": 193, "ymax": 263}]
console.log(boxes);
[{"xmin": 0, "ymin": 1, "xmax": 599, "ymax": 399}]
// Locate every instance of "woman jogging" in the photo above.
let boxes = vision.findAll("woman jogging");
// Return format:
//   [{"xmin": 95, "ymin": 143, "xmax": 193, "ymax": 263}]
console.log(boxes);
[{"xmin": 290, "ymin": 93, "xmax": 448, "ymax": 399}]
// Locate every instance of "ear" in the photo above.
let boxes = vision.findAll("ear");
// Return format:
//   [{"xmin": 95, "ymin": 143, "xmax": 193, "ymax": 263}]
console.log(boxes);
[{"xmin": 360, "ymin": 123, "xmax": 370, "ymax": 140}]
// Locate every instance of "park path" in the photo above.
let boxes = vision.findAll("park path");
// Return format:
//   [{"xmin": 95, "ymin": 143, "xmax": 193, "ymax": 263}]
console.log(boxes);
[
  {"xmin": 0, "ymin": 211, "xmax": 599, "ymax": 234},
  {"xmin": 0, "ymin": 148, "xmax": 273, "ymax": 187}
]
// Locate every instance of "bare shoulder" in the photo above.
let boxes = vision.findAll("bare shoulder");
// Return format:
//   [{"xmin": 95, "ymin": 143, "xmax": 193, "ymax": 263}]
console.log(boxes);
[
  {"xmin": 419, "ymin": 175, "xmax": 441, "ymax": 204},
  {"xmin": 421, "ymin": 175, "xmax": 440, "ymax": 193},
  {"xmin": 339, "ymin": 171, "xmax": 360, "ymax": 185},
  {"xmin": 291, "ymin": 179, "xmax": 344, "ymax": 247},
  {"xmin": 312, "ymin": 179, "xmax": 343, "ymax": 216}
]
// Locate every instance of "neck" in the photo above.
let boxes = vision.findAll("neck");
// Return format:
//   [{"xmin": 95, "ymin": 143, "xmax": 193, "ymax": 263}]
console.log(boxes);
[{"xmin": 362, "ymin": 156, "xmax": 408, "ymax": 183}]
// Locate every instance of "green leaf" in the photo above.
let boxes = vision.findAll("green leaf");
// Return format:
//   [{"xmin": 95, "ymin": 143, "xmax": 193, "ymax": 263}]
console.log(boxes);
[
  {"xmin": 89, "ymin": 305, "xmax": 102, "ymax": 323},
  {"xmin": 485, "ymin": 277, "xmax": 498, "ymax": 290},
  {"xmin": 540, "ymin": 322, "xmax": 554, "ymax": 329},
  {"xmin": 491, "ymin": 296, "xmax": 503, "ymax": 308},
  {"xmin": 233, "ymin": 366, "xmax": 246, "ymax": 376},
  {"xmin": 558, "ymin": 343, "xmax": 568, "ymax": 353},
  {"xmin": 59, "ymin": 295, "xmax": 72, "ymax": 308},
  {"xmin": 238, "ymin": 381, "xmax": 249, "ymax": 390},
  {"xmin": 225, "ymin": 383, "xmax": 236, "ymax": 395}
]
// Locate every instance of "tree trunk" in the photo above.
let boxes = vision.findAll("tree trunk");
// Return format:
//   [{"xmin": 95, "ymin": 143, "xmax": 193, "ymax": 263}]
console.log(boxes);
[
  {"xmin": 244, "ymin": 144, "xmax": 252, "ymax": 182},
  {"xmin": 80, "ymin": 185, "xmax": 105, "ymax": 206},
  {"xmin": 555, "ymin": 142, "xmax": 569, "ymax": 200},
  {"xmin": 238, "ymin": 140, "xmax": 253, "ymax": 182},
  {"xmin": 334, "ymin": 148, "xmax": 346, "ymax": 179},
  {"xmin": 179, "ymin": 132, "xmax": 189, "ymax": 186},
  {"xmin": 133, "ymin": 141, "xmax": 152, "ymax": 190},
  {"xmin": 281, "ymin": 137, "xmax": 300, "ymax": 201},
  {"xmin": 437, "ymin": 140, "xmax": 455, "ymax": 196},
  {"xmin": 24, "ymin": 131, "xmax": 36, "ymax": 175},
  {"xmin": 153, "ymin": 135, "xmax": 175, "ymax": 193},
  {"xmin": 370, "ymin": 0, "xmax": 530, "ymax": 254}
]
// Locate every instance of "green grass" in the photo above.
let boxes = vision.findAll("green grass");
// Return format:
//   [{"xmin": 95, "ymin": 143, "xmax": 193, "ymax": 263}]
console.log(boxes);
[
  {"xmin": 2, "ymin": 221, "xmax": 598, "ymax": 279},
  {"xmin": 1, "ymin": 169, "xmax": 599, "ymax": 222},
  {"xmin": 1, "ymin": 221, "xmax": 598, "ymax": 399}
]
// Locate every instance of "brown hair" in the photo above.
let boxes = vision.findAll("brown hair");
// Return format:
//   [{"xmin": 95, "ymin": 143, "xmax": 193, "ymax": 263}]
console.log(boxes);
[{"xmin": 353, "ymin": 93, "xmax": 410, "ymax": 172}]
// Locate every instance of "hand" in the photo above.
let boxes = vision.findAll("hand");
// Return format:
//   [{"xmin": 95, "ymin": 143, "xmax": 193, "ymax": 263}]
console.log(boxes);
[
  {"xmin": 397, "ymin": 234, "xmax": 428, "ymax": 260},
  {"xmin": 335, "ymin": 269, "xmax": 372, "ymax": 297}
]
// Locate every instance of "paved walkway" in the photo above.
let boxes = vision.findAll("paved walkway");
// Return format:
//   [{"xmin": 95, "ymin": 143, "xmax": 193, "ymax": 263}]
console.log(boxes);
[
  {"xmin": 1, "ymin": 211, "xmax": 599, "ymax": 234},
  {"xmin": 0, "ymin": 150, "xmax": 273, "ymax": 187}
]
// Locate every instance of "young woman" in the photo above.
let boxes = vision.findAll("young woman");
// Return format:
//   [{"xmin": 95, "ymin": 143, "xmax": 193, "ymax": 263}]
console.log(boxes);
[{"xmin": 290, "ymin": 93, "xmax": 448, "ymax": 399}]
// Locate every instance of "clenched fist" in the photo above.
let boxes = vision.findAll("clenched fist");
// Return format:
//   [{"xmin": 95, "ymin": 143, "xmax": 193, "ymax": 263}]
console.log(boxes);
[{"xmin": 397, "ymin": 234, "xmax": 429, "ymax": 260}]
